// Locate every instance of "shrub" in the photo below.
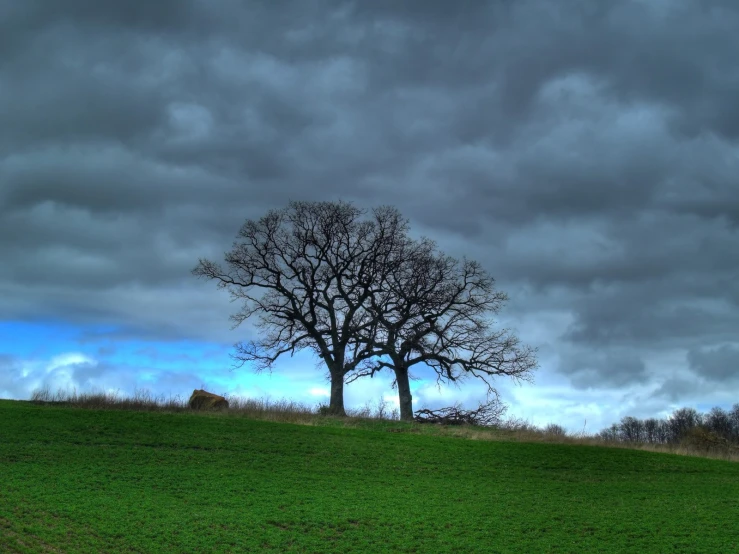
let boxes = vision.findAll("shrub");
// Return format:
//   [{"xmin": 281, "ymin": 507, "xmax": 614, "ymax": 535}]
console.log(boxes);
[
  {"xmin": 544, "ymin": 423, "xmax": 567, "ymax": 437},
  {"xmin": 679, "ymin": 426, "xmax": 732, "ymax": 454}
]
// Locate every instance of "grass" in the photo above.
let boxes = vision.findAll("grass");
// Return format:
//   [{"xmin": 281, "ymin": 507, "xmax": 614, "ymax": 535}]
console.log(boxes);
[
  {"xmin": 1, "ymin": 396, "xmax": 738, "ymax": 553},
  {"xmin": 26, "ymin": 387, "xmax": 739, "ymax": 462}
]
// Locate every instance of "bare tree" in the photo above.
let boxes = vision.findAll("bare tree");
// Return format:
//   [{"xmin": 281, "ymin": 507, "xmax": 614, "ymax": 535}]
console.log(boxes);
[
  {"xmin": 347, "ymin": 239, "xmax": 538, "ymax": 421},
  {"xmin": 599, "ymin": 424, "xmax": 621, "ymax": 442},
  {"xmin": 705, "ymin": 407, "xmax": 733, "ymax": 441},
  {"xmin": 667, "ymin": 407, "xmax": 703, "ymax": 443},
  {"xmin": 618, "ymin": 416, "xmax": 645, "ymax": 443},
  {"xmin": 643, "ymin": 418, "xmax": 668, "ymax": 444},
  {"xmin": 193, "ymin": 201, "xmax": 410, "ymax": 416},
  {"xmin": 729, "ymin": 404, "xmax": 739, "ymax": 442}
]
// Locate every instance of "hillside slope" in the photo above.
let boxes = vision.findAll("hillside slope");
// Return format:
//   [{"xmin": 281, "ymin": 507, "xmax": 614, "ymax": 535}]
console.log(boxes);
[{"xmin": 1, "ymin": 400, "xmax": 737, "ymax": 553}]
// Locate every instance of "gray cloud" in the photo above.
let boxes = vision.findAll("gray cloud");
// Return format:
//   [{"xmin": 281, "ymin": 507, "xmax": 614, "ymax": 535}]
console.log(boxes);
[
  {"xmin": 1, "ymin": 0, "xmax": 738, "ymax": 414},
  {"xmin": 559, "ymin": 349, "xmax": 648, "ymax": 389},
  {"xmin": 650, "ymin": 377, "xmax": 713, "ymax": 404},
  {"xmin": 687, "ymin": 345, "xmax": 739, "ymax": 382}
]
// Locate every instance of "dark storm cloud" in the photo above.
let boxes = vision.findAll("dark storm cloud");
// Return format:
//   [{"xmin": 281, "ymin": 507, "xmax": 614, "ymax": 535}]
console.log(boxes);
[{"xmin": 1, "ymin": 0, "xmax": 738, "ymax": 406}]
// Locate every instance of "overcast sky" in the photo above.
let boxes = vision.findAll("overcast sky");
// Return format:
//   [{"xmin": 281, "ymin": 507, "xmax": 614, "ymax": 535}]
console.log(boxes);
[{"xmin": 1, "ymin": 0, "xmax": 738, "ymax": 432}]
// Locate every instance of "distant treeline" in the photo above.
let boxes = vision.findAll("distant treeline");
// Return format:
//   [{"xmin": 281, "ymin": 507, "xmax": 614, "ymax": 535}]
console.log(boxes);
[{"xmin": 599, "ymin": 405, "xmax": 739, "ymax": 446}]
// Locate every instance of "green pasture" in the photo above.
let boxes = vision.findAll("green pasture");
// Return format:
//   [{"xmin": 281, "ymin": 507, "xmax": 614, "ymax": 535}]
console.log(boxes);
[{"xmin": 1, "ymin": 400, "xmax": 737, "ymax": 553}]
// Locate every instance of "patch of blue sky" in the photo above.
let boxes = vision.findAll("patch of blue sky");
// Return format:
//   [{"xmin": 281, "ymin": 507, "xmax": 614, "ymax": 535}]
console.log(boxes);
[
  {"xmin": 0, "ymin": 320, "xmax": 84, "ymax": 358},
  {"xmin": 109, "ymin": 340, "xmax": 230, "ymax": 372},
  {"xmin": 1, "ymin": 319, "xmax": 232, "ymax": 370}
]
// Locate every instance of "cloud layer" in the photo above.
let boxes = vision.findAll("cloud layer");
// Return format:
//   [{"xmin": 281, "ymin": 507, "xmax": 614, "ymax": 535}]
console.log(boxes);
[{"xmin": 1, "ymin": 0, "xmax": 737, "ymax": 430}]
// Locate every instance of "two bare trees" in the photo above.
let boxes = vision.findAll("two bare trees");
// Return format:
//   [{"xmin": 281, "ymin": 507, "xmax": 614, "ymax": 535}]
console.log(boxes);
[{"xmin": 193, "ymin": 201, "xmax": 537, "ymax": 421}]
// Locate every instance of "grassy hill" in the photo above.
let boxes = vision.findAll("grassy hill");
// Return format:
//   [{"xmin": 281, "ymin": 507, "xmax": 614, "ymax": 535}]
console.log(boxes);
[{"xmin": 1, "ymin": 399, "xmax": 738, "ymax": 553}]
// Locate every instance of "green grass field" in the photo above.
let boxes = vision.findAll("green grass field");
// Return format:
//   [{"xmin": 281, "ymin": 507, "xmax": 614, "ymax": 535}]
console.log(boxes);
[{"xmin": 1, "ymin": 399, "xmax": 738, "ymax": 553}]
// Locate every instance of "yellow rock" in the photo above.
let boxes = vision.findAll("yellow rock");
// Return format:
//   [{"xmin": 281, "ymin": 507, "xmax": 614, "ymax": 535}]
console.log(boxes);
[{"xmin": 188, "ymin": 389, "xmax": 229, "ymax": 410}]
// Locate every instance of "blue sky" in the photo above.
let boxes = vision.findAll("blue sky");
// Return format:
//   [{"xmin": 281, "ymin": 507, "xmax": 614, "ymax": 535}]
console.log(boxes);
[{"xmin": 2, "ymin": 0, "xmax": 738, "ymax": 433}]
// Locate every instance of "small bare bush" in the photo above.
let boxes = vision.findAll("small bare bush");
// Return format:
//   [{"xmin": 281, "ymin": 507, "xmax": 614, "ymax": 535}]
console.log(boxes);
[
  {"xmin": 544, "ymin": 423, "xmax": 567, "ymax": 438},
  {"xmin": 345, "ymin": 397, "xmax": 399, "ymax": 421},
  {"xmin": 497, "ymin": 416, "xmax": 539, "ymax": 433},
  {"xmin": 415, "ymin": 399, "xmax": 508, "ymax": 427},
  {"xmin": 348, "ymin": 401, "xmax": 373, "ymax": 419},
  {"xmin": 30, "ymin": 387, "xmax": 52, "ymax": 403}
]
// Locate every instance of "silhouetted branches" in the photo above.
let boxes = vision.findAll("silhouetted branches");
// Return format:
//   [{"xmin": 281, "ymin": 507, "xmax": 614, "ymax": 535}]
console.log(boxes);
[
  {"xmin": 193, "ymin": 200, "xmax": 411, "ymax": 416},
  {"xmin": 414, "ymin": 398, "xmax": 508, "ymax": 427},
  {"xmin": 195, "ymin": 200, "xmax": 537, "ymax": 421},
  {"xmin": 346, "ymin": 238, "xmax": 538, "ymax": 420}
]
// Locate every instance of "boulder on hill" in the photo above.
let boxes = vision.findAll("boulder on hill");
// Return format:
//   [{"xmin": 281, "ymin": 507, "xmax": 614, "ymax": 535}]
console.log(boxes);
[{"xmin": 188, "ymin": 389, "xmax": 229, "ymax": 410}]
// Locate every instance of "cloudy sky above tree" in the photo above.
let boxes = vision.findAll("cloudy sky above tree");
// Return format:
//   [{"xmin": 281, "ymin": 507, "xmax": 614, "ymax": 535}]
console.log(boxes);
[{"xmin": 1, "ymin": 0, "xmax": 737, "ymax": 432}]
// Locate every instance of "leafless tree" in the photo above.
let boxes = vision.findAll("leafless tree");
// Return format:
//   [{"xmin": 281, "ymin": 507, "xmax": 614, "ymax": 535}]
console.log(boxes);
[
  {"xmin": 193, "ymin": 200, "xmax": 410, "ymax": 416},
  {"xmin": 347, "ymin": 239, "xmax": 538, "ymax": 421},
  {"xmin": 667, "ymin": 407, "xmax": 703, "ymax": 443},
  {"xmin": 599, "ymin": 423, "xmax": 620, "ymax": 442},
  {"xmin": 705, "ymin": 407, "xmax": 733, "ymax": 441},
  {"xmin": 643, "ymin": 418, "xmax": 669, "ymax": 444},
  {"xmin": 728, "ymin": 404, "xmax": 739, "ymax": 442},
  {"xmin": 618, "ymin": 416, "xmax": 645, "ymax": 443}
]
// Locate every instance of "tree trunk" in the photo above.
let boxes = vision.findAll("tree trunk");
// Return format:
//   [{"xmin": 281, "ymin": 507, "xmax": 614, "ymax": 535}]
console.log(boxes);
[
  {"xmin": 394, "ymin": 365, "xmax": 414, "ymax": 421},
  {"xmin": 327, "ymin": 370, "xmax": 347, "ymax": 416}
]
